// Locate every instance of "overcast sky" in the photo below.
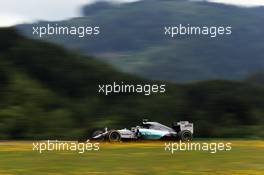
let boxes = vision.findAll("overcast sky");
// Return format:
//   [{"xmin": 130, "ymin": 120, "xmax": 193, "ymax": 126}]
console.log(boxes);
[
  {"xmin": 0, "ymin": 0, "xmax": 264, "ymax": 27},
  {"xmin": 0, "ymin": 0, "xmax": 137, "ymax": 27},
  {"xmin": 205, "ymin": 0, "xmax": 264, "ymax": 7}
]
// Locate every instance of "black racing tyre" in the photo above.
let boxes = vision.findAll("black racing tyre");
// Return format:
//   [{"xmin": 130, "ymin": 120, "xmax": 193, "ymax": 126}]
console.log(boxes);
[
  {"xmin": 108, "ymin": 130, "xmax": 121, "ymax": 142},
  {"xmin": 179, "ymin": 130, "xmax": 193, "ymax": 142},
  {"xmin": 92, "ymin": 130, "xmax": 105, "ymax": 141}
]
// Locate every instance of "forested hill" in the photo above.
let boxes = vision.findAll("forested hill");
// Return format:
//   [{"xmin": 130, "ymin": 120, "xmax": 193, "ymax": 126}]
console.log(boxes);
[
  {"xmin": 0, "ymin": 28, "xmax": 264, "ymax": 139},
  {"xmin": 17, "ymin": 0, "xmax": 264, "ymax": 83}
]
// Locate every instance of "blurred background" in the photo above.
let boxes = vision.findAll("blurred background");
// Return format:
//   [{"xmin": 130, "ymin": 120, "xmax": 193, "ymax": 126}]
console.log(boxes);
[{"xmin": 0, "ymin": 0, "xmax": 264, "ymax": 140}]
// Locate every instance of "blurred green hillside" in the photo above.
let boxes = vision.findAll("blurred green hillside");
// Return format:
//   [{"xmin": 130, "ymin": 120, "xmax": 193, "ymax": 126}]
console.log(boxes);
[
  {"xmin": 0, "ymin": 28, "xmax": 264, "ymax": 140},
  {"xmin": 18, "ymin": 0, "xmax": 264, "ymax": 82}
]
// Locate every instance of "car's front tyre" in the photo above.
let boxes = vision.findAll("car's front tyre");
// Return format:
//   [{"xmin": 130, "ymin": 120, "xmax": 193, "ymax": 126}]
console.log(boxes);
[{"xmin": 108, "ymin": 130, "xmax": 121, "ymax": 142}]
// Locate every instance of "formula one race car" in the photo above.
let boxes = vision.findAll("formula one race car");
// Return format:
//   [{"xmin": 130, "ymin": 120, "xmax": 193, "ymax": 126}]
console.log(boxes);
[{"xmin": 91, "ymin": 120, "xmax": 193, "ymax": 142}]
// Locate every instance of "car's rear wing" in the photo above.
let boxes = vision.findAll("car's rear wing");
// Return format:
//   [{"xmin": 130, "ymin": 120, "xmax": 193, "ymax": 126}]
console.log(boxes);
[{"xmin": 173, "ymin": 121, "xmax": 193, "ymax": 134}]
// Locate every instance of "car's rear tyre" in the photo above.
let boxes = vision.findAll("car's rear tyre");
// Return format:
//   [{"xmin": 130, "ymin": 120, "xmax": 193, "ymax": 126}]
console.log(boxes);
[
  {"xmin": 108, "ymin": 130, "xmax": 121, "ymax": 142},
  {"xmin": 179, "ymin": 130, "xmax": 193, "ymax": 142},
  {"xmin": 92, "ymin": 130, "xmax": 105, "ymax": 141}
]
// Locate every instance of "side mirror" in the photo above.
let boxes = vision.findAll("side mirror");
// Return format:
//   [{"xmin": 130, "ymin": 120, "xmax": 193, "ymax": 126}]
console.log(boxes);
[{"xmin": 143, "ymin": 119, "xmax": 149, "ymax": 123}]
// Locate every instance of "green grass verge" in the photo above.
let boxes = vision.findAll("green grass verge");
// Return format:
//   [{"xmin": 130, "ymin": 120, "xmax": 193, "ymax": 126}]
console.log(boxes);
[{"xmin": 0, "ymin": 140, "xmax": 263, "ymax": 175}]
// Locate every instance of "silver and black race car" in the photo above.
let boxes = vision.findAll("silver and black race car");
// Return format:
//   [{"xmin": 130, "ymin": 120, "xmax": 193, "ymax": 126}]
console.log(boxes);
[{"xmin": 91, "ymin": 120, "xmax": 193, "ymax": 142}]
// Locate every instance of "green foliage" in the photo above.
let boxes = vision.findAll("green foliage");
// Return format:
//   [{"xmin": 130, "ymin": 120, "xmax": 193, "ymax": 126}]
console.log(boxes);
[{"xmin": 0, "ymin": 28, "xmax": 264, "ymax": 139}]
